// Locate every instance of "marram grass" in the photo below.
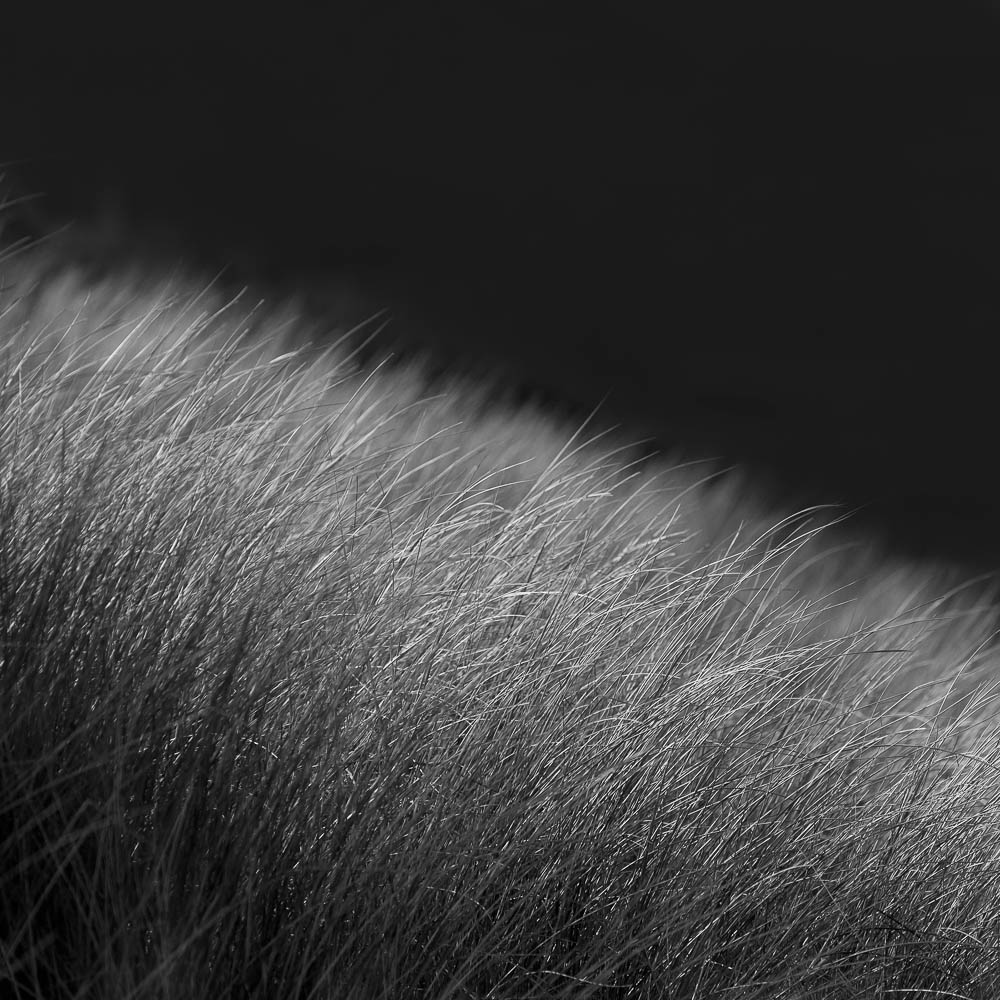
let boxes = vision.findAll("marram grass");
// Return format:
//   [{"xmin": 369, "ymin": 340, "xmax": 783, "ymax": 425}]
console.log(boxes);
[{"xmin": 2, "ymin": 238, "xmax": 1000, "ymax": 999}]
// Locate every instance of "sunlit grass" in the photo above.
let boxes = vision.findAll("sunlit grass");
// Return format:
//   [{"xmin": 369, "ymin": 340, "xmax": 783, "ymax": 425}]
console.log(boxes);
[{"xmin": 3, "ymin": 233, "xmax": 1000, "ymax": 999}]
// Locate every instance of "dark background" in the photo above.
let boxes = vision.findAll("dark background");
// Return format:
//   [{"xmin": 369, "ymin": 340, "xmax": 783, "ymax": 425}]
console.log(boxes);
[{"xmin": 3, "ymin": 3, "xmax": 999, "ymax": 574}]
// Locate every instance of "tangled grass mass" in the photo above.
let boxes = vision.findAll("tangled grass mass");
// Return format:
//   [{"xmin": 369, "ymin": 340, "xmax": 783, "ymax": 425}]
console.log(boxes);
[{"xmin": 3, "ymin": 223, "xmax": 1000, "ymax": 998}]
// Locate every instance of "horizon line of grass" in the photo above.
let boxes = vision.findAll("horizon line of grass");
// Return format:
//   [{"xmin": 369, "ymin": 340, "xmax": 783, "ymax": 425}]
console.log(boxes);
[{"xmin": 3, "ymin": 228, "xmax": 1000, "ymax": 998}]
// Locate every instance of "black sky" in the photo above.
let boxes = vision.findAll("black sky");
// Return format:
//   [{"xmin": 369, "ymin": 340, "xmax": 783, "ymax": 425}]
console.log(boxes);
[{"xmin": 4, "ymin": 3, "xmax": 1000, "ymax": 572}]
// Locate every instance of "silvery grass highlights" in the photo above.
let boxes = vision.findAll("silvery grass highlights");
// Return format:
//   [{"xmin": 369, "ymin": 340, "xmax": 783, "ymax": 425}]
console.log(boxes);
[{"xmin": 2, "ymin": 250, "xmax": 1000, "ymax": 999}]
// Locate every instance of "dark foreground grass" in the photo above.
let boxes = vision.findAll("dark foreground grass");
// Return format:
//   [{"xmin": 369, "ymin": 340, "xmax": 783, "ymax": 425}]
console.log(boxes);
[{"xmin": 3, "ymin": 237, "xmax": 1000, "ymax": 999}]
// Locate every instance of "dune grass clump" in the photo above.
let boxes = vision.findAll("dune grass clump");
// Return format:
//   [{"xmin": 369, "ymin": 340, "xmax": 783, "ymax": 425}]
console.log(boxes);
[{"xmin": 3, "ymin": 241, "xmax": 1000, "ymax": 999}]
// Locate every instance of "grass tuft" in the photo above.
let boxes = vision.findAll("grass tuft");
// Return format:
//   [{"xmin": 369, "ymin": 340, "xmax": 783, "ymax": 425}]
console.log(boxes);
[{"xmin": 2, "ymin": 235, "xmax": 1000, "ymax": 998}]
